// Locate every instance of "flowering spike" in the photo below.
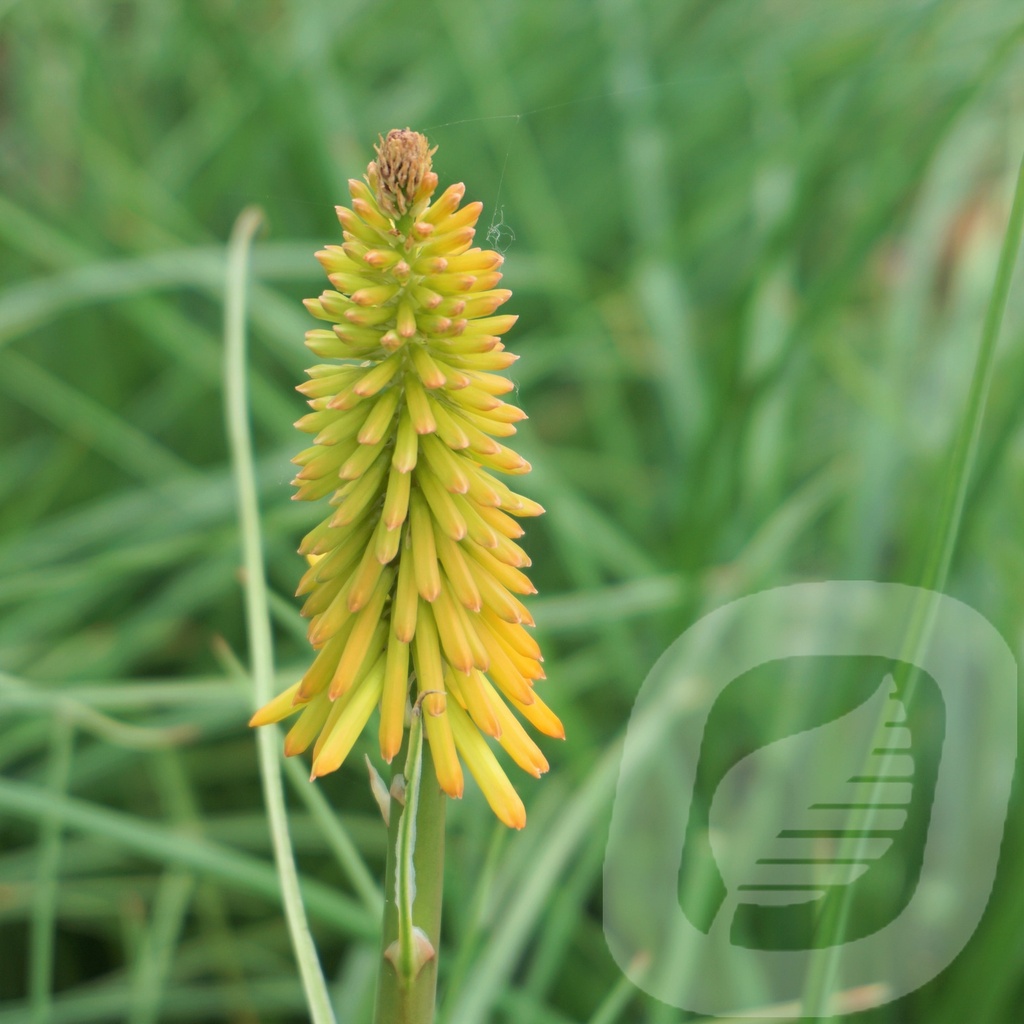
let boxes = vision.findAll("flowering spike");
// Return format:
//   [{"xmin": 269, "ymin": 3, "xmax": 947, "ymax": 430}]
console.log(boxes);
[{"xmin": 249, "ymin": 130, "xmax": 559, "ymax": 827}]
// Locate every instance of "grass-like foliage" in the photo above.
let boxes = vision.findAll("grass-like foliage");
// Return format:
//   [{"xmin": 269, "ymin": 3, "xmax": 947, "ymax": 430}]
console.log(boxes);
[{"xmin": 2, "ymin": 2, "xmax": 1024, "ymax": 1022}]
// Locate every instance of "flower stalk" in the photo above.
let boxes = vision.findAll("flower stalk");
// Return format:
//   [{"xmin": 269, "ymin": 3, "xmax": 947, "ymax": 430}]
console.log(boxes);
[
  {"xmin": 374, "ymin": 709, "xmax": 446, "ymax": 1024},
  {"xmin": 249, "ymin": 128, "xmax": 562, "ymax": 1023}
]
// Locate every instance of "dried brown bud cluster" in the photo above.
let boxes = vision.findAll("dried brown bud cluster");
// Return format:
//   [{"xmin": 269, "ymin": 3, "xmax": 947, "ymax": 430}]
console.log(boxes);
[{"xmin": 370, "ymin": 128, "xmax": 438, "ymax": 219}]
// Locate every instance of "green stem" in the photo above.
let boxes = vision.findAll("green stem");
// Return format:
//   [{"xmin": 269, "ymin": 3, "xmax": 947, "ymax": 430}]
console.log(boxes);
[{"xmin": 374, "ymin": 737, "xmax": 447, "ymax": 1024}]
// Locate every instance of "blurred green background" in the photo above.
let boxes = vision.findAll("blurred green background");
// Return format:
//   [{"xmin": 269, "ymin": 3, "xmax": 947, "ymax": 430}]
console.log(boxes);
[{"xmin": 2, "ymin": 0, "xmax": 1024, "ymax": 1021}]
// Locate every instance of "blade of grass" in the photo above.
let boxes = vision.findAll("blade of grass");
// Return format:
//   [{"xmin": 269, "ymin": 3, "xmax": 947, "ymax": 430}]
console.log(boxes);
[
  {"xmin": 586, "ymin": 970, "xmax": 638, "ymax": 1024},
  {"xmin": 803, "ymin": 148, "xmax": 1024, "ymax": 1016},
  {"xmin": 223, "ymin": 205, "xmax": 338, "ymax": 1024},
  {"xmin": 126, "ymin": 867, "xmax": 195, "ymax": 1024}
]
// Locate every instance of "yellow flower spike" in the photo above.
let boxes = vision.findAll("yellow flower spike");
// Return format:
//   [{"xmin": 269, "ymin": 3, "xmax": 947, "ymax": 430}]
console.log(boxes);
[
  {"xmin": 335, "ymin": 205, "xmax": 381, "ymax": 245},
  {"xmin": 477, "ymin": 400, "xmax": 530, "ymax": 426},
  {"xmin": 452, "ymin": 347, "xmax": 519, "ymax": 374},
  {"xmin": 431, "ymin": 357, "xmax": 472, "ymax": 390},
  {"xmin": 291, "ymin": 451, "xmax": 345, "ymax": 484},
  {"xmin": 493, "ymin": 631, "xmax": 545, "ymax": 683},
  {"xmin": 314, "ymin": 245, "xmax": 355, "ymax": 274},
  {"xmin": 248, "ymin": 129, "xmax": 561, "ymax": 828},
  {"xmin": 294, "ymin": 409, "xmax": 332, "ymax": 435},
  {"xmin": 429, "ymin": 327, "xmax": 495, "ymax": 354},
  {"xmin": 419, "ymin": 226, "xmax": 476, "ymax": 260},
  {"xmin": 459, "ymin": 409, "xmax": 519, "ymax": 440}
]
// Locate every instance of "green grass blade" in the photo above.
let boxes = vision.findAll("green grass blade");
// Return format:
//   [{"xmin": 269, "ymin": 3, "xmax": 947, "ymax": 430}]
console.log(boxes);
[
  {"xmin": 803, "ymin": 149, "xmax": 1024, "ymax": 1016},
  {"xmin": 223, "ymin": 205, "xmax": 339, "ymax": 1024}
]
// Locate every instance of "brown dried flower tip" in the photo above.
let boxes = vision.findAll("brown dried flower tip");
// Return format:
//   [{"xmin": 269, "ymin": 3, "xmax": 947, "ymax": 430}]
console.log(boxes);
[{"xmin": 370, "ymin": 128, "xmax": 438, "ymax": 219}]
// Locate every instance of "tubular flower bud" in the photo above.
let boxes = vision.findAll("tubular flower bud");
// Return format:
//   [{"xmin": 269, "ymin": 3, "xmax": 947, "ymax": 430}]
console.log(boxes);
[{"xmin": 250, "ymin": 130, "xmax": 559, "ymax": 828}]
